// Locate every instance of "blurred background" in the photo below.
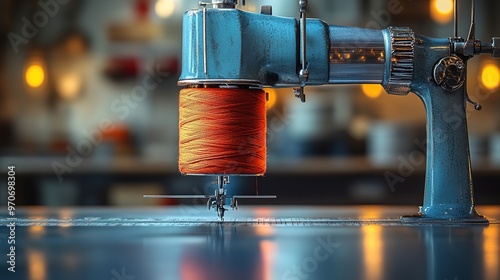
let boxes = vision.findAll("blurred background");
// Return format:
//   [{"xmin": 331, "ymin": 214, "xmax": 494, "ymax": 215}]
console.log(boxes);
[{"xmin": 0, "ymin": 0, "xmax": 499, "ymax": 207}]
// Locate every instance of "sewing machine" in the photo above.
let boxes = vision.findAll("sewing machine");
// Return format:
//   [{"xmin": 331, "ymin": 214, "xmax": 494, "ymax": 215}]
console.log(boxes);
[{"xmin": 146, "ymin": 0, "xmax": 498, "ymax": 222}]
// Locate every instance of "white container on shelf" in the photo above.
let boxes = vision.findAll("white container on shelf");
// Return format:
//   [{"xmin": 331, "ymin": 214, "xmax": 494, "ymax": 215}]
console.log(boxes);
[
  {"xmin": 367, "ymin": 121, "xmax": 414, "ymax": 166},
  {"xmin": 469, "ymin": 134, "xmax": 489, "ymax": 165},
  {"xmin": 288, "ymin": 93, "xmax": 334, "ymax": 141}
]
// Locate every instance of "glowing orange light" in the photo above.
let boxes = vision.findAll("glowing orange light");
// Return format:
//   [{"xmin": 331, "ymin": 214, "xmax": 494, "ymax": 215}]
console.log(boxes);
[
  {"xmin": 435, "ymin": 0, "xmax": 453, "ymax": 14},
  {"xmin": 256, "ymin": 225, "xmax": 275, "ymax": 237},
  {"xmin": 254, "ymin": 207, "xmax": 273, "ymax": 217},
  {"xmin": 431, "ymin": 0, "xmax": 454, "ymax": 24},
  {"xmin": 483, "ymin": 225, "xmax": 499, "ymax": 280},
  {"xmin": 362, "ymin": 84, "xmax": 384, "ymax": 99},
  {"xmin": 59, "ymin": 209, "xmax": 74, "ymax": 227},
  {"xmin": 155, "ymin": 0, "xmax": 175, "ymax": 18},
  {"xmin": 25, "ymin": 64, "xmax": 45, "ymax": 88},
  {"xmin": 57, "ymin": 72, "xmax": 82, "ymax": 99},
  {"xmin": 28, "ymin": 249, "xmax": 46, "ymax": 280},
  {"xmin": 362, "ymin": 225, "xmax": 384, "ymax": 280},
  {"xmin": 259, "ymin": 240, "xmax": 276, "ymax": 280},
  {"xmin": 359, "ymin": 206, "xmax": 383, "ymax": 219},
  {"xmin": 481, "ymin": 64, "xmax": 500, "ymax": 90},
  {"xmin": 266, "ymin": 89, "xmax": 278, "ymax": 110},
  {"xmin": 28, "ymin": 225, "xmax": 45, "ymax": 237}
]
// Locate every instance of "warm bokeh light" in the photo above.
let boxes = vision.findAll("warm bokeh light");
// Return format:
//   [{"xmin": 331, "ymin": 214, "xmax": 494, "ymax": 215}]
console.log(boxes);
[
  {"xmin": 28, "ymin": 249, "xmax": 47, "ymax": 280},
  {"xmin": 349, "ymin": 115, "xmax": 370, "ymax": 141},
  {"xmin": 255, "ymin": 224, "xmax": 275, "ymax": 237},
  {"xmin": 362, "ymin": 225, "xmax": 384, "ymax": 280},
  {"xmin": 59, "ymin": 209, "xmax": 75, "ymax": 227},
  {"xmin": 481, "ymin": 64, "xmax": 500, "ymax": 90},
  {"xmin": 362, "ymin": 84, "xmax": 384, "ymax": 99},
  {"xmin": 65, "ymin": 35, "xmax": 87, "ymax": 55},
  {"xmin": 359, "ymin": 206, "xmax": 383, "ymax": 219},
  {"xmin": 435, "ymin": 0, "xmax": 453, "ymax": 14},
  {"xmin": 28, "ymin": 224, "xmax": 46, "ymax": 238},
  {"xmin": 25, "ymin": 64, "xmax": 45, "ymax": 88},
  {"xmin": 259, "ymin": 240, "xmax": 276, "ymax": 280},
  {"xmin": 155, "ymin": 0, "xmax": 175, "ymax": 18},
  {"xmin": 57, "ymin": 72, "xmax": 82, "ymax": 99},
  {"xmin": 266, "ymin": 88, "xmax": 278, "ymax": 110},
  {"xmin": 430, "ymin": 0, "xmax": 454, "ymax": 24},
  {"xmin": 483, "ymin": 225, "xmax": 499, "ymax": 280}
]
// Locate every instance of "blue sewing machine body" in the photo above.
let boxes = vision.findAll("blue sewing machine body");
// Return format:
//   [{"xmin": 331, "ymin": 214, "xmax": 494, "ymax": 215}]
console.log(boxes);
[{"xmin": 177, "ymin": 1, "xmax": 499, "ymax": 222}]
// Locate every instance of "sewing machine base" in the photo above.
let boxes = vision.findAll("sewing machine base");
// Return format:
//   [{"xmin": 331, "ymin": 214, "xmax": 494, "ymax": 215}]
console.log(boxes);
[{"xmin": 401, "ymin": 213, "xmax": 489, "ymax": 224}]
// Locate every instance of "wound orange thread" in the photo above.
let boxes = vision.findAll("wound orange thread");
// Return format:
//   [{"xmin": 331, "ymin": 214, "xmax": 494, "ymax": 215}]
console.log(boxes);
[{"xmin": 178, "ymin": 88, "xmax": 267, "ymax": 175}]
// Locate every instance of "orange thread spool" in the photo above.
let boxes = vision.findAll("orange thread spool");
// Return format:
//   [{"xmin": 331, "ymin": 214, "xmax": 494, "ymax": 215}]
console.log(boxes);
[{"xmin": 178, "ymin": 87, "xmax": 267, "ymax": 175}]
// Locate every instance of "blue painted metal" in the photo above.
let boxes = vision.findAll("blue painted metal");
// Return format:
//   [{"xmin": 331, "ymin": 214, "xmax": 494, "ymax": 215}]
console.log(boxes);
[
  {"xmin": 179, "ymin": 8, "xmax": 487, "ymax": 222},
  {"xmin": 410, "ymin": 35, "xmax": 483, "ymax": 221},
  {"xmin": 180, "ymin": 9, "xmax": 329, "ymax": 86}
]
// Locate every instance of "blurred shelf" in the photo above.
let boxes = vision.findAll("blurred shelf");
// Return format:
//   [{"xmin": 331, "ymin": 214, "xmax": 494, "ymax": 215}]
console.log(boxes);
[
  {"xmin": 1, "ymin": 156, "xmax": 499, "ymax": 176},
  {"xmin": 268, "ymin": 156, "xmax": 500, "ymax": 175},
  {"xmin": 267, "ymin": 156, "xmax": 423, "ymax": 175},
  {"xmin": 0, "ymin": 156, "xmax": 178, "ymax": 175}
]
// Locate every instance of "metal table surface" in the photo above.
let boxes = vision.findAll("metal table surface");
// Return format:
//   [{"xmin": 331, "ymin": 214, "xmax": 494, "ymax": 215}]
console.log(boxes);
[{"xmin": 0, "ymin": 206, "xmax": 499, "ymax": 280}]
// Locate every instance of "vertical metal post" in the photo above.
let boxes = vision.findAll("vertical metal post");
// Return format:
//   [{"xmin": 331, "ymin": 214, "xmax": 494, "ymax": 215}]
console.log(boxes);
[
  {"xmin": 203, "ymin": 8, "xmax": 208, "ymax": 76},
  {"xmin": 454, "ymin": 0, "xmax": 458, "ymax": 37},
  {"xmin": 467, "ymin": 0, "xmax": 476, "ymax": 41}
]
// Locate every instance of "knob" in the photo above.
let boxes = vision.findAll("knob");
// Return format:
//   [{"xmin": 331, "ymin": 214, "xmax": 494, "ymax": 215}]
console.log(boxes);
[{"xmin": 433, "ymin": 55, "xmax": 466, "ymax": 91}]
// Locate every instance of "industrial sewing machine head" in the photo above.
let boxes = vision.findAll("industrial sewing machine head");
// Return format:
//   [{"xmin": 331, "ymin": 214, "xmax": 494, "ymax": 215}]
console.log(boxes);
[{"xmin": 148, "ymin": 0, "xmax": 499, "ymax": 222}]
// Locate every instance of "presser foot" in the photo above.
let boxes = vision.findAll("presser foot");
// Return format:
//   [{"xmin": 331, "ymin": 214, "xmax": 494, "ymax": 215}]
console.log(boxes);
[{"xmin": 144, "ymin": 175, "xmax": 277, "ymax": 221}]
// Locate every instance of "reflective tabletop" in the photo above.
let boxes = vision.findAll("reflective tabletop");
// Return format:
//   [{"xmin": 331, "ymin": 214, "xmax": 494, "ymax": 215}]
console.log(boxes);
[{"xmin": 1, "ymin": 206, "xmax": 499, "ymax": 280}]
